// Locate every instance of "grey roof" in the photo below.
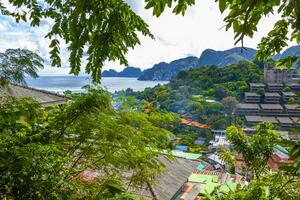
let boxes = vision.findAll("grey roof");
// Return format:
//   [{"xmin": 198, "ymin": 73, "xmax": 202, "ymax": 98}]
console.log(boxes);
[
  {"xmin": 291, "ymin": 118, "xmax": 300, "ymax": 124},
  {"xmin": 282, "ymin": 92, "xmax": 297, "ymax": 97},
  {"xmin": 284, "ymin": 104, "xmax": 300, "ymax": 110},
  {"xmin": 285, "ymin": 83, "xmax": 300, "ymax": 87},
  {"xmin": 245, "ymin": 116, "xmax": 278, "ymax": 123},
  {"xmin": 276, "ymin": 117, "xmax": 294, "ymax": 124},
  {"xmin": 245, "ymin": 115, "xmax": 262, "ymax": 122},
  {"xmin": 267, "ymin": 83, "xmax": 283, "ymax": 86},
  {"xmin": 250, "ymin": 83, "xmax": 265, "ymax": 87},
  {"xmin": 261, "ymin": 116, "xmax": 278, "ymax": 123},
  {"xmin": 265, "ymin": 92, "xmax": 280, "ymax": 97},
  {"xmin": 260, "ymin": 104, "xmax": 283, "ymax": 110},
  {"xmin": 138, "ymin": 156, "xmax": 198, "ymax": 200},
  {"xmin": 0, "ymin": 84, "xmax": 67, "ymax": 106},
  {"xmin": 237, "ymin": 103, "xmax": 260, "ymax": 109},
  {"xmin": 245, "ymin": 92, "xmax": 260, "ymax": 97}
]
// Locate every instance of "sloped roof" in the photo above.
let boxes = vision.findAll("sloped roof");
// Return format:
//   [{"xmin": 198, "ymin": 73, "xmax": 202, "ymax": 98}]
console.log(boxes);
[
  {"xmin": 260, "ymin": 104, "xmax": 283, "ymax": 110},
  {"xmin": 285, "ymin": 104, "xmax": 300, "ymax": 110},
  {"xmin": 138, "ymin": 156, "xmax": 199, "ymax": 200},
  {"xmin": 265, "ymin": 92, "xmax": 280, "ymax": 97},
  {"xmin": 0, "ymin": 84, "xmax": 67, "ymax": 106},
  {"xmin": 237, "ymin": 103, "xmax": 260, "ymax": 109}
]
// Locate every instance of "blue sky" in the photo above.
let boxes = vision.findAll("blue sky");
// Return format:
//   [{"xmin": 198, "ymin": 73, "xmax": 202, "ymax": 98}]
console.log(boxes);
[{"xmin": 0, "ymin": 0, "xmax": 295, "ymax": 75}]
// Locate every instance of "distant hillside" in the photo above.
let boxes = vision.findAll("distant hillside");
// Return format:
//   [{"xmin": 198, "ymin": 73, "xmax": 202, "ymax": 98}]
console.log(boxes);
[
  {"xmin": 138, "ymin": 56, "xmax": 199, "ymax": 81},
  {"xmin": 138, "ymin": 46, "xmax": 300, "ymax": 81},
  {"xmin": 102, "ymin": 67, "xmax": 142, "ymax": 77}
]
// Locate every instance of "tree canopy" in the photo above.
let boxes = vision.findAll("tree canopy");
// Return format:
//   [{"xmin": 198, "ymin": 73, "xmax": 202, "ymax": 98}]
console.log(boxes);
[
  {"xmin": 0, "ymin": 49, "xmax": 43, "ymax": 85},
  {"xmin": 0, "ymin": 88, "xmax": 177, "ymax": 199}
]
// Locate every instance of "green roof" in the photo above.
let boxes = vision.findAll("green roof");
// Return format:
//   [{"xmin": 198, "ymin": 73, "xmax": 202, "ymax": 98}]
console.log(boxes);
[
  {"xmin": 200, "ymin": 182, "xmax": 237, "ymax": 194},
  {"xmin": 172, "ymin": 150, "xmax": 201, "ymax": 160},
  {"xmin": 188, "ymin": 174, "xmax": 218, "ymax": 183}
]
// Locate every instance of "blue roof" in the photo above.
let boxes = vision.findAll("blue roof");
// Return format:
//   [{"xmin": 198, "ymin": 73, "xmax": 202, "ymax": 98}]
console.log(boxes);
[{"xmin": 175, "ymin": 145, "xmax": 188, "ymax": 151}]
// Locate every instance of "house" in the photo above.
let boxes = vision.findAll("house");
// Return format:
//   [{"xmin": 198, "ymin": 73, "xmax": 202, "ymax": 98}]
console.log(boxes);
[
  {"xmin": 249, "ymin": 83, "xmax": 265, "ymax": 92},
  {"xmin": 285, "ymin": 104, "xmax": 300, "ymax": 116},
  {"xmin": 245, "ymin": 116, "xmax": 278, "ymax": 126},
  {"xmin": 264, "ymin": 64, "xmax": 300, "ymax": 84},
  {"xmin": 282, "ymin": 92, "xmax": 298, "ymax": 103},
  {"xmin": 285, "ymin": 83, "xmax": 300, "ymax": 91},
  {"xmin": 0, "ymin": 83, "xmax": 68, "ymax": 106},
  {"xmin": 236, "ymin": 103, "xmax": 260, "ymax": 115},
  {"xmin": 244, "ymin": 92, "xmax": 261, "ymax": 103},
  {"xmin": 264, "ymin": 92, "xmax": 280, "ymax": 103},
  {"xmin": 276, "ymin": 117, "xmax": 294, "ymax": 129},
  {"xmin": 260, "ymin": 104, "xmax": 284, "ymax": 115},
  {"xmin": 137, "ymin": 156, "xmax": 199, "ymax": 200},
  {"xmin": 267, "ymin": 83, "xmax": 283, "ymax": 92}
]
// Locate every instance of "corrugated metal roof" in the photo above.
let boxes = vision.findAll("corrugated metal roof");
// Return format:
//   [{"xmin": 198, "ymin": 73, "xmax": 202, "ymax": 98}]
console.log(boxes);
[{"xmin": 0, "ymin": 84, "xmax": 67, "ymax": 106}]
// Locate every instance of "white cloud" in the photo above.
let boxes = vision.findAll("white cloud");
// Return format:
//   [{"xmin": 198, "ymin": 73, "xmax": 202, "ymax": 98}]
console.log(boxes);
[{"xmin": 0, "ymin": 0, "xmax": 297, "ymax": 75}]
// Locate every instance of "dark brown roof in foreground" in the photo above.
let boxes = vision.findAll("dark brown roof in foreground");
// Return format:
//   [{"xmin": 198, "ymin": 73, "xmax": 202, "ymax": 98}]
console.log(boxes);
[{"xmin": 0, "ymin": 84, "xmax": 68, "ymax": 106}]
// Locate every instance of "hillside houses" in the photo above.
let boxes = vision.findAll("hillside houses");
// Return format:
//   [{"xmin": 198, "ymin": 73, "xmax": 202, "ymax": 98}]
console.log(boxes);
[{"xmin": 236, "ymin": 65, "xmax": 300, "ymax": 134}]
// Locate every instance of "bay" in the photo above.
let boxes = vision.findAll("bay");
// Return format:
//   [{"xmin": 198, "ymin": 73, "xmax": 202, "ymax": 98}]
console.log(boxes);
[{"xmin": 25, "ymin": 76, "xmax": 168, "ymax": 93}]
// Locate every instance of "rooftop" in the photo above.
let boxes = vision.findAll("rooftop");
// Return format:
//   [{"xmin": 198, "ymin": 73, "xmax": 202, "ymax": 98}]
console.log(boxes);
[
  {"xmin": 262, "ymin": 116, "xmax": 278, "ymax": 123},
  {"xmin": 282, "ymin": 92, "xmax": 297, "ymax": 96},
  {"xmin": 260, "ymin": 104, "xmax": 283, "ymax": 110},
  {"xmin": 265, "ymin": 92, "xmax": 280, "ymax": 97},
  {"xmin": 137, "ymin": 156, "xmax": 199, "ymax": 200},
  {"xmin": 245, "ymin": 116, "xmax": 278, "ymax": 123},
  {"xmin": 291, "ymin": 118, "xmax": 300, "ymax": 124},
  {"xmin": 267, "ymin": 83, "xmax": 283, "ymax": 86},
  {"xmin": 172, "ymin": 150, "xmax": 202, "ymax": 160},
  {"xmin": 285, "ymin": 104, "xmax": 300, "ymax": 110},
  {"xmin": 245, "ymin": 92, "xmax": 260, "ymax": 97},
  {"xmin": 277, "ymin": 117, "xmax": 294, "ymax": 124},
  {"xmin": 0, "ymin": 84, "xmax": 67, "ymax": 106},
  {"xmin": 245, "ymin": 115, "xmax": 262, "ymax": 122},
  {"xmin": 237, "ymin": 103, "xmax": 260, "ymax": 109},
  {"xmin": 249, "ymin": 83, "xmax": 265, "ymax": 87}
]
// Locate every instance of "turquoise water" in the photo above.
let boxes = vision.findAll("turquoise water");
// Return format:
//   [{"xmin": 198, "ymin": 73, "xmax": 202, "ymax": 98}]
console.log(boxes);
[{"xmin": 25, "ymin": 76, "xmax": 168, "ymax": 93}]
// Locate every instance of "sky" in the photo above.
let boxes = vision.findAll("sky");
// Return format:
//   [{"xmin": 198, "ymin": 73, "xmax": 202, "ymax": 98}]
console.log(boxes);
[{"xmin": 0, "ymin": 0, "xmax": 295, "ymax": 75}]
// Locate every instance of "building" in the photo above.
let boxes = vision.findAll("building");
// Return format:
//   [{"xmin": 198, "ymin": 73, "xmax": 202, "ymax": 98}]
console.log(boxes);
[
  {"xmin": 267, "ymin": 83, "xmax": 283, "ymax": 92},
  {"xmin": 249, "ymin": 83, "xmax": 265, "ymax": 92},
  {"xmin": 236, "ymin": 103, "xmax": 260, "ymax": 115},
  {"xmin": 264, "ymin": 92, "xmax": 280, "ymax": 103},
  {"xmin": 291, "ymin": 118, "xmax": 300, "ymax": 127},
  {"xmin": 260, "ymin": 104, "xmax": 284, "ymax": 115},
  {"xmin": 0, "ymin": 83, "xmax": 68, "ymax": 106},
  {"xmin": 264, "ymin": 64, "xmax": 300, "ymax": 84},
  {"xmin": 285, "ymin": 104, "xmax": 300, "ymax": 116},
  {"xmin": 244, "ymin": 92, "xmax": 261, "ymax": 103},
  {"xmin": 285, "ymin": 83, "xmax": 300, "ymax": 91},
  {"xmin": 276, "ymin": 117, "xmax": 294, "ymax": 129},
  {"xmin": 245, "ymin": 116, "xmax": 278, "ymax": 126},
  {"xmin": 282, "ymin": 92, "xmax": 298, "ymax": 103}
]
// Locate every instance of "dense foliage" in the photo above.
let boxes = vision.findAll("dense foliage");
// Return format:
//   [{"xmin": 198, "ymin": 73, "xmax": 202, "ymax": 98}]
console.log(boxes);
[
  {"xmin": 212, "ymin": 123, "xmax": 300, "ymax": 200},
  {"xmin": 131, "ymin": 61, "xmax": 262, "ymax": 127},
  {"xmin": 0, "ymin": 88, "xmax": 177, "ymax": 199},
  {"xmin": 0, "ymin": 0, "xmax": 152, "ymax": 83}
]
